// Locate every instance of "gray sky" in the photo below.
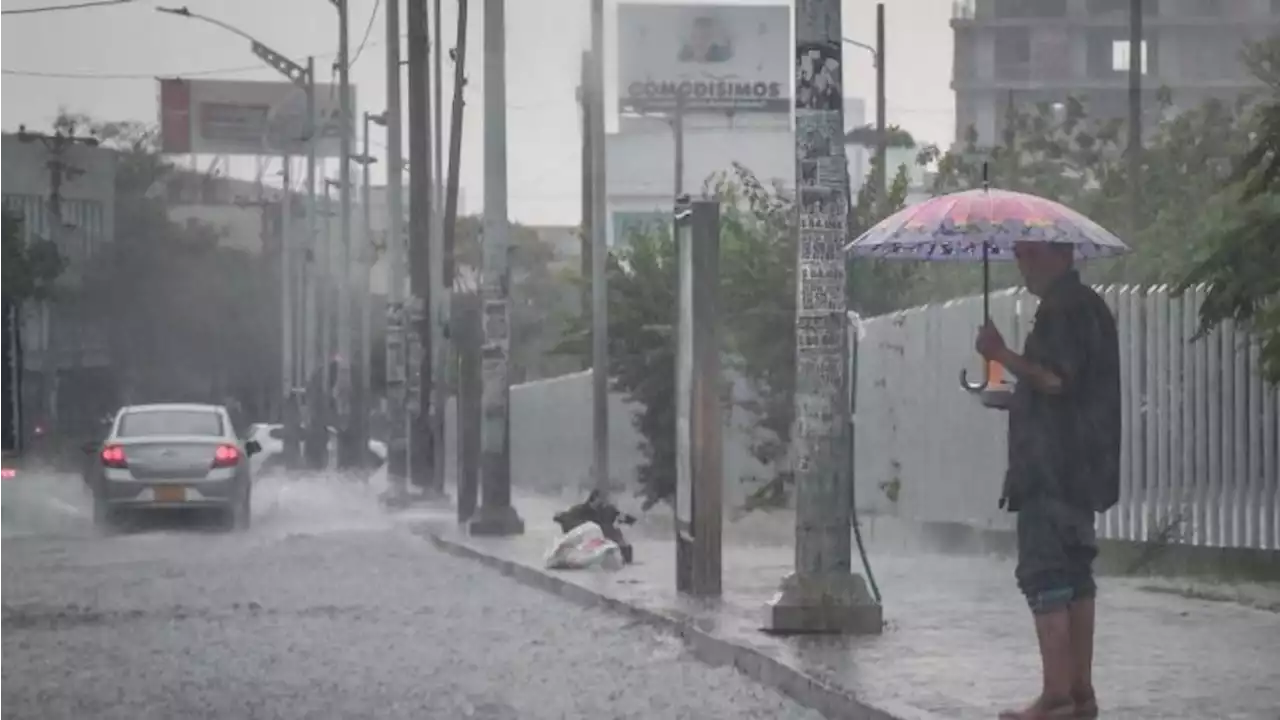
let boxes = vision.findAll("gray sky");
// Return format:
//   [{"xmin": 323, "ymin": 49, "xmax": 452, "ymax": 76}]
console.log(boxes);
[{"xmin": 2, "ymin": 0, "xmax": 955, "ymax": 225}]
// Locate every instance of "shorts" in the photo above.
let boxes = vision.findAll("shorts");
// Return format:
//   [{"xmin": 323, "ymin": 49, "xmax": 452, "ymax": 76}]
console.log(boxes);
[{"xmin": 1015, "ymin": 496, "xmax": 1098, "ymax": 615}]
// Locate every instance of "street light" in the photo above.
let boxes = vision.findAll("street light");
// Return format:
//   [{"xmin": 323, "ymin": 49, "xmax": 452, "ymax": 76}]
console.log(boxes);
[
  {"xmin": 156, "ymin": 4, "xmax": 321, "ymax": 470},
  {"xmin": 843, "ymin": 2, "xmax": 887, "ymax": 205},
  {"xmin": 841, "ymin": 37, "xmax": 878, "ymax": 67}
]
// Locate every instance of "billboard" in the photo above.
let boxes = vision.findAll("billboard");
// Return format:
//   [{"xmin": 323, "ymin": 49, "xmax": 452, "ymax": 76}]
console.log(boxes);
[
  {"xmin": 617, "ymin": 3, "xmax": 790, "ymax": 115},
  {"xmin": 158, "ymin": 78, "xmax": 355, "ymax": 157}
]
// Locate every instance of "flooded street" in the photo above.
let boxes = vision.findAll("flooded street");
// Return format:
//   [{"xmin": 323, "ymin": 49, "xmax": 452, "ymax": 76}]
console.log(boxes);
[{"xmin": 1, "ymin": 471, "xmax": 822, "ymax": 720}]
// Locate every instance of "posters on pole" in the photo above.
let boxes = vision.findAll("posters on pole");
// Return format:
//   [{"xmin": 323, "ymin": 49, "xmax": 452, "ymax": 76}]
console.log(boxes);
[
  {"xmin": 158, "ymin": 78, "xmax": 354, "ymax": 157},
  {"xmin": 790, "ymin": 9, "xmax": 847, "ymax": 492},
  {"xmin": 617, "ymin": 3, "xmax": 790, "ymax": 115}
]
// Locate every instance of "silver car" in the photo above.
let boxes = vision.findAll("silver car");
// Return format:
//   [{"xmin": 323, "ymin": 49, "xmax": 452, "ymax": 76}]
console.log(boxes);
[{"xmin": 87, "ymin": 403, "xmax": 262, "ymax": 531}]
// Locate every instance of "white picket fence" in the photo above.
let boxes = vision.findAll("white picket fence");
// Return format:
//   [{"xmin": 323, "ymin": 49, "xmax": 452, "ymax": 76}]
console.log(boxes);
[{"xmin": 854, "ymin": 285, "xmax": 1280, "ymax": 550}]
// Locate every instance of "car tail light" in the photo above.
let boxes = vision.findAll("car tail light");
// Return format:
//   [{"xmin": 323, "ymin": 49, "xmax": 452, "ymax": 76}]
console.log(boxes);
[
  {"xmin": 212, "ymin": 444, "xmax": 240, "ymax": 468},
  {"xmin": 101, "ymin": 445, "xmax": 128, "ymax": 469}
]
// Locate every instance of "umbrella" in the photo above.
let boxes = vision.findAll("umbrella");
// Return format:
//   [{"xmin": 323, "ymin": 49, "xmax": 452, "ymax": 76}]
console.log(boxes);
[{"xmin": 843, "ymin": 164, "xmax": 1130, "ymax": 393}]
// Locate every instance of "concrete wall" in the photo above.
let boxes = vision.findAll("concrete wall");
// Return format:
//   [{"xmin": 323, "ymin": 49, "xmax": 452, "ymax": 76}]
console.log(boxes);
[{"xmin": 445, "ymin": 370, "xmax": 771, "ymax": 507}]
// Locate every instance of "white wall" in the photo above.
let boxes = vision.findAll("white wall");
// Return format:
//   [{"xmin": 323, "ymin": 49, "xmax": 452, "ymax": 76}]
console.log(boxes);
[{"xmin": 445, "ymin": 369, "xmax": 773, "ymax": 508}]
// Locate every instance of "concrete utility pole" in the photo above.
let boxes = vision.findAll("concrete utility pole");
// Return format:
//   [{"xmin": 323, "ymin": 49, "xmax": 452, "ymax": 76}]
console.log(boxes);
[
  {"xmin": 15, "ymin": 124, "xmax": 98, "ymax": 434},
  {"xmin": 764, "ymin": 0, "xmax": 882, "ymax": 635},
  {"xmin": 302, "ymin": 55, "xmax": 319, "ymax": 421},
  {"xmin": 357, "ymin": 114, "xmax": 381, "ymax": 463},
  {"xmin": 577, "ymin": 50, "xmax": 593, "ymax": 373},
  {"xmin": 469, "ymin": 0, "xmax": 523, "ymax": 537},
  {"xmin": 444, "ymin": 0, "xmax": 473, "ymax": 519},
  {"xmin": 429, "ymin": 0, "xmax": 448, "ymax": 494},
  {"xmin": 588, "ymin": 0, "xmax": 609, "ymax": 493},
  {"xmin": 281, "ymin": 156, "xmax": 294, "ymax": 406},
  {"xmin": 1128, "ymin": 0, "xmax": 1143, "ymax": 236},
  {"xmin": 384, "ymin": 0, "xmax": 409, "ymax": 493},
  {"xmin": 407, "ymin": 0, "xmax": 436, "ymax": 492},
  {"xmin": 442, "ymin": 0, "xmax": 469, "ymax": 281},
  {"xmin": 280, "ymin": 154, "xmax": 300, "ymax": 466},
  {"xmin": 330, "ymin": 0, "xmax": 357, "ymax": 467}
]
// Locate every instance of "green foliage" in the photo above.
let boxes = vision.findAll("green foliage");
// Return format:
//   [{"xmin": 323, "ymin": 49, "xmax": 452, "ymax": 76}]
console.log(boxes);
[
  {"xmin": 920, "ymin": 88, "xmax": 1254, "ymax": 292},
  {"xmin": 67, "ymin": 113, "xmax": 275, "ymax": 404},
  {"xmin": 843, "ymin": 124, "xmax": 916, "ymax": 150},
  {"xmin": 1175, "ymin": 37, "xmax": 1280, "ymax": 383},
  {"xmin": 2, "ymin": 205, "xmax": 67, "ymax": 304},
  {"xmin": 450, "ymin": 216, "xmax": 581, "ymax": 383},
  {"xmin": 557, "ymin": 226, "xmax": 677, "ymax": 509},
  {"xmin": 560, "ymin": 161, "xmax": 917, "ymax": 509}
]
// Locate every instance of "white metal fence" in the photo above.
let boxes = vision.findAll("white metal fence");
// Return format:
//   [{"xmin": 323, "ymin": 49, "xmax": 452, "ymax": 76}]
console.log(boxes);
[{"xmin": 854, "ymin": 285, "xmax": 1280, "ymax": 550}]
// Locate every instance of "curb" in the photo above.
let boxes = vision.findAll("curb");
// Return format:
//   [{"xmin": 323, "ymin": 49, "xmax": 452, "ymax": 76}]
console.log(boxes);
[{"xmin": 426, "ymin": 531, "xmax": 942, "ymax": 720}]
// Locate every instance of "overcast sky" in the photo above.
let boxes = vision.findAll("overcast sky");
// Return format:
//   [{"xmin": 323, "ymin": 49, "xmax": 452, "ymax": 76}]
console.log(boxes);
[{"xmin": 2, "ymin": 0, "xmax": 956, "ymax": 225}]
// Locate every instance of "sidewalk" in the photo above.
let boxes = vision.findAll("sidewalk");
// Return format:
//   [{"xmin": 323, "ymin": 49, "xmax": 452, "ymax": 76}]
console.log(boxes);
[{"xmin": 418, "ymin": 494, "xmax": 1280, "ymax": 720}]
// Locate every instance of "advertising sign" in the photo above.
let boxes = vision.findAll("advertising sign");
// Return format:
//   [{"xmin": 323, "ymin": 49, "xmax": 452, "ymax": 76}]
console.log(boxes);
[
  {"xmin": 617, "ymin": 3, "xmax": 790, "ymax": 115},
  {"xmin": 158, "ymin": 78, "xmax": 354, "ymax": 157}
]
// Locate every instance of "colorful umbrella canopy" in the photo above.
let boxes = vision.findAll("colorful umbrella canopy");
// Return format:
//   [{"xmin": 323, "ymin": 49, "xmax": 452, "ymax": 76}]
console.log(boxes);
[{"xmin": 843, "ymin": 187, "xmax": 1130, "ymax": 260}]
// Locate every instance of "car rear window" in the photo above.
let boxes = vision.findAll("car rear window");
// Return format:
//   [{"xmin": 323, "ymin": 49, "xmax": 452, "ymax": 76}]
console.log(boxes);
[
  {"xmin": 268, "ymin": 427, "xmax": 286, "ymax": 440},
  {"xmin": 118, "ymin": 410, "xmax": 224, "ymax": 438}
]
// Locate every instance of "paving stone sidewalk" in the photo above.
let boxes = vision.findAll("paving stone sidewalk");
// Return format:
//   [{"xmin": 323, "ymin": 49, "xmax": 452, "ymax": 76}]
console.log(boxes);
[{"xmin": 421, "ymin": 494, "xmax": 1280, "ymax": 720}]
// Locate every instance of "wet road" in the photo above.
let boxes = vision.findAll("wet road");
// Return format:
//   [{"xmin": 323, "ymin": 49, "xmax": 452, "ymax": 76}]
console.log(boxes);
[{"xmin": 2, "ymin": 472, "xmax": 822, "ymax": 720}]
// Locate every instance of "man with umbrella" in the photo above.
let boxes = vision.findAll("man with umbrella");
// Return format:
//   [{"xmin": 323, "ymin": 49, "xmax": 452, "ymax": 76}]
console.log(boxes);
[
  {"xmin": 846, "ymin": 178, "xmax": 1124, "ymax": 719},
  {"xmin": 977, "ymin": 240, "xmax": 1119, "ymax": 720}
]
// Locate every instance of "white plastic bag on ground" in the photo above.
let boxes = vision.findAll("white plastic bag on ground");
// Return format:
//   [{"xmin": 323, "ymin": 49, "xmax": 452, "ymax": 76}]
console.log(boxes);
[{"xmin": 543, "ymin": 521, "xmax": 624, "ymax": 571}]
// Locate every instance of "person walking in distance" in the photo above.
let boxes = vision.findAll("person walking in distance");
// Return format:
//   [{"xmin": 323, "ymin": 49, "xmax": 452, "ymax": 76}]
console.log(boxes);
[{"xmin": 975, "ymin": 240, "xmax": 1121, "ymax": 720}]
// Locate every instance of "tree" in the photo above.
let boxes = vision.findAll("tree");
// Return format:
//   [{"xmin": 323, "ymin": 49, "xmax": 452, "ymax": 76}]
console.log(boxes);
[
  {"xmin": 2, "ymin": 206, "xmax": 66, "ymax": 304},
  {"xmin": 67, "ymin": 113, "xmax": 277, "ymax": 411},
  {"xmin": 919, "ymin": 86, "xmax": 1255, "ymax": 297},
  {"xmin": 1176, "ymin": 37, "xmax": 1280, "ymax": 383},
  {"xmin": 450, "ymin": 216, "xmax": 581, "ymax": 383},
  {"xmin": 558, "ymin": 161, "xmax": 917, "ymax": 510}
]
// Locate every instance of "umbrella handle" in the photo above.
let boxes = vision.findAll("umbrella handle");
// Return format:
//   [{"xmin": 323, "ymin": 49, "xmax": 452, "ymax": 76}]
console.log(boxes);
[{"xmin": 959, "ymin": 367, "xmax": 988, "ymax": 393}]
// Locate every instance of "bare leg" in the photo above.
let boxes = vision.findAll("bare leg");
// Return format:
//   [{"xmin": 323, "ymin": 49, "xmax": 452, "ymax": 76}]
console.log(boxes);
[
  {"xmin": 1069, "ymin": 598, "xmax": 1097, "ymax": 717},
  {"xmin": 1000, "ymin": 608, "xmax": 1076, "ymax": 720}
]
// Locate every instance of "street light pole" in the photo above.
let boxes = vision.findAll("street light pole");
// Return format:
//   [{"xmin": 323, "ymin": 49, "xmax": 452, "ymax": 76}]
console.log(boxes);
[
  {"xmin": 875, "ymin": 3, "xmax": 886, "ymax": 205},
  {"xmin": 155, "ymin": 5, "xmax": 320, "ymax": 468},
  {"xmin": 842, "ymin": 8, "xmax": 885, "ymax": 204}
]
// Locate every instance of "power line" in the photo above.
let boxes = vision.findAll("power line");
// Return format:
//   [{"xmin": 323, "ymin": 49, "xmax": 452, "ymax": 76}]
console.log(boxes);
[
  {"xmin": 2, "ymin": 0, "xmax": 132, "ymax": 16},
  {"xmin": 2, "ymin": 34, "xmax": 405, "ymax": 83},
  {"xmin": 2, "ymin": 65, "xmax": 263, "ymax": 80},
  {"xmin": 348, "ymin": 0, "xmax": 383, "ymax": 69}
]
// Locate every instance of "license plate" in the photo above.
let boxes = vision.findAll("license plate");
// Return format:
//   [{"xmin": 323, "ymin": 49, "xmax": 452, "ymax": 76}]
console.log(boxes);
[{"xmin": 154, "ymin": 485, "xmax": 185, "ymax": 503}]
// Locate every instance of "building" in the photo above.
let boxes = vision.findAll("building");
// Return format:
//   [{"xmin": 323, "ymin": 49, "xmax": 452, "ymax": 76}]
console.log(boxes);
[
  {"xmin": 951, "ymin": 0, "xmax": 1280, "ymax": 145},
  {"xmin": 2, "ymin": 131, "xmax": 118, "ymax": 439},
  {"xmin": 607, "ymin": 97, "xmax": 875, "ymax": 248},
  {"xmin": 163, "ymin": 168, "xmax": 285, "ymax": 255}
]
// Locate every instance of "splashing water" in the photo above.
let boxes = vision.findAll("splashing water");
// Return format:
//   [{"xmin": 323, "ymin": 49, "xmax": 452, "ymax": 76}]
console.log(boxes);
[{"xmin": 1, "ymin": 463, "xmax": 395, "ymax": 541}]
